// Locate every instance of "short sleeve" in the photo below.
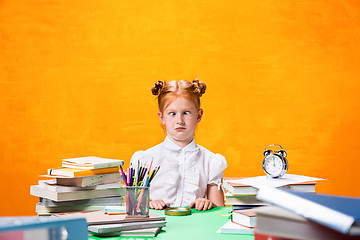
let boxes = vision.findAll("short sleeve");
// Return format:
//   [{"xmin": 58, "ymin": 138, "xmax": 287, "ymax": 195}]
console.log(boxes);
[
  {"xmin": 208, "ymin": 153, "xmax": 228, "ymax": 188},
  {"xmin": 130, "ymin": 150, "xmax": 155, "ymax": 168}
]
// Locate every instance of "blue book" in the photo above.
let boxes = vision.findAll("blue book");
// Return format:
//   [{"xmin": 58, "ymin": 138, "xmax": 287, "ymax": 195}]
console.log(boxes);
[
  {"xmin": 256, "ymin": 187, "xmax": 360, "ymax": 235},
  {"xmin": 0, "ymin": 216, "xmax": 88, "ymax": 240}
]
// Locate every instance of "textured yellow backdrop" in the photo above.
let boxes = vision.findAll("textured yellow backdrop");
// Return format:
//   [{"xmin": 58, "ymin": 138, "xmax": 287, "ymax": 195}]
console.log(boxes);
[{"xmin": 1, "ymin": 1, "xmax": 360, "ymax": 216}]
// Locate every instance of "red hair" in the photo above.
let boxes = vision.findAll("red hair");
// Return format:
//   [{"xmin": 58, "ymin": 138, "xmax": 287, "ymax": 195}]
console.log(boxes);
[{"xmin": 151, "ymin": 79, "xmax": 207, "ymax": 112}]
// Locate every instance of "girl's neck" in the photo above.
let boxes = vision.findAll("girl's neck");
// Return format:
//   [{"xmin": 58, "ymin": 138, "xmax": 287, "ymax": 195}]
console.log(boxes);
[{"xmin": 167, "ymin": 136, "xmax": 194, "ymax": 148}]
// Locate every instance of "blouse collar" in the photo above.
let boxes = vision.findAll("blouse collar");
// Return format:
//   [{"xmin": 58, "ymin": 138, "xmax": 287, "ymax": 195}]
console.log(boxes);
[{"xmin": 162, "ymin": 136, "xmax": 199, "ymax": 152}]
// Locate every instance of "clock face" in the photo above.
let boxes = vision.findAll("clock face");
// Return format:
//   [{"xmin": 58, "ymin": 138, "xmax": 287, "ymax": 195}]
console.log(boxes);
[{"xmin": 263, "ymin": 154, "xmax": 285, "ymax": 177}]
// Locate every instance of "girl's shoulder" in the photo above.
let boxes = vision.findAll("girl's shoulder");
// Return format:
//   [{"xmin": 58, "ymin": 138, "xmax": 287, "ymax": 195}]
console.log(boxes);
[
  {"xmin": 131, "ymin": 142, "xmax": 162, "ymax": 161},
  {"xmin": 197, "ymin": 145, "xmax": 227, "ymax": 162}
]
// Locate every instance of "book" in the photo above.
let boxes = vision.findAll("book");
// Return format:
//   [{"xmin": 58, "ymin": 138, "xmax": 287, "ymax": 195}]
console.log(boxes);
[
  {"xmin": 88, "ymin": 220, "xmax": 166, "ymax": 235},
  {"xmin": 47, "ymin": 166, "xmax": 120, "ymax": 177},
  {"xmin": 36, "ymin": 202, "xmax": 125, "ymax": 214},
  {"xmin": 0, "ymin": 216, "xmax": 88, "ymax": 240},
  {"xmin": 38, "ymin": 179, "xmax": 123, "ymax": 192},
  {"xmin": 232, "ymin": 204, "xmax": 265, "ymax": 211},
  {"xmin": 254, "ymin": 232, "xmax": 296, "ymax": 240},
  {"xmin": 216, "ymin": 220, "xmax": 254, "ymax": 234},
  {"xmin": 115, "ymin": 227, "xmax": 163, "ymax": 237},
  {"xmin": 53, "ymin": 210, "xmax": 166, "ymax": 225},
  {"xmin": 38, "ymin": 196, "xmax": 125, "ymax": 207},
  {"xmin": 224, "ymin": 178, "xmax": 317, "ymax": 196},
  {"xmin": 89, "ymin": 227, "xmax": 163, "ymax": 237},
  {"xmin": 255, "ymin": 205, "xmax": 360, "ymax": 240},
  {"xmin": 55, "ymin": 172, "xmax": 122, "ymax": 187},
  {"xmin": 62, "ymin": 156, "xmax": 124, "ymax": 170},
  {"xmin": 231, "ymin": 209, "xmax": 256, "ymax": 228},
  {"xmin": 30, "ymin": 184, "xmax": 126, "ymax": 201},
  {"xmin": 223, "ymin": 178, "xmax": 258, "ymax": 195},
  {"xmin": 256, "ymin": 187, "xmax": 360, "ymax": 235},
  {"xmin": 225, "ymin": 192, "xmax": 267, "ymax": 206}
]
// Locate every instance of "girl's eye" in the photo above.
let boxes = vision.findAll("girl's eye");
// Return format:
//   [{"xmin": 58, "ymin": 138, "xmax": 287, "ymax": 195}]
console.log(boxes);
[
  {"xmin": 169, "ymin": 112, "xmax": 176, "ymax": 116},
  {"xmin": 184, "ymin": 111, "xmax": 190, "ymax": 115}
]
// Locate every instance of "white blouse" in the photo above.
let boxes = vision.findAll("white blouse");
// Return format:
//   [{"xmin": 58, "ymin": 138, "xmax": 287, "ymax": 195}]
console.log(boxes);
[{"xmin": 130, "ymin": 137, "xmax": 228, "ymax": 207}]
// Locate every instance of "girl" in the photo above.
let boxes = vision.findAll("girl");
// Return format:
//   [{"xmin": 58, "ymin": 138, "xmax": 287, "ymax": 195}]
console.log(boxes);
[{"xmin": 130, "ymin": 79, "xmax": 227, "ymax": 211}]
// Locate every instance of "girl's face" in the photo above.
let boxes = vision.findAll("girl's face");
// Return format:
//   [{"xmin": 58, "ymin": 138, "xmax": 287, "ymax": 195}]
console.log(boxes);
[{"xmin": 158, "ymin": 97, "xmax": 203, "ymax": 148}]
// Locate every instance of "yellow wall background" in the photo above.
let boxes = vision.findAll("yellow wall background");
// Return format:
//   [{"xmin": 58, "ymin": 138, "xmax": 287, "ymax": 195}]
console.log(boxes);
[{"xmin": 1, "ymin": 1, "xmax": 360, "ymax": 216}]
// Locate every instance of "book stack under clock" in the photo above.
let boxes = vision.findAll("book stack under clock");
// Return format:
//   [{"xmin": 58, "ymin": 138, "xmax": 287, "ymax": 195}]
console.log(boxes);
[
  {"xmin": 30, "ymin": 156, "xmax": 126, "ymax": 215},
  {"xmin": 223, "ymin": 177, "xmax": 318, "ymax": 211}
]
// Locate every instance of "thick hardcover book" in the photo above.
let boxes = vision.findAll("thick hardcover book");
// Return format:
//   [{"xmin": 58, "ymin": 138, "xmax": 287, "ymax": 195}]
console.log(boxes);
[
  {"xmin": 0, "ymin": 216, "xmax": 88, "ymax": 240},
  {"xmin": 257, "ymin": 187, "xmax": 360, "ymax": 235},
  {"xmin": 62, "ymin": 156, "xmax": 124, "ymax": 170},
  {"xmin": 255, "ymin": 205, "xmax": 360, "ymax": 240},
  {"xmin": 30, "ymin": 184, "xmax": 126, "ymax": 201},
  {"xmin": 231, "ymin": 209, "xmax": 256, "ymax": 228},
  {"xmin": 47, "ymin": 166, "xmax": 120, "ymax": 177}
]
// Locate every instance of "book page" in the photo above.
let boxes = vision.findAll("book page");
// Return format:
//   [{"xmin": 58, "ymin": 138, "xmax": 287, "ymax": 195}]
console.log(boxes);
[{"xmin": 227, "ymin": 174, "xmax": 325, "ymax": 189}]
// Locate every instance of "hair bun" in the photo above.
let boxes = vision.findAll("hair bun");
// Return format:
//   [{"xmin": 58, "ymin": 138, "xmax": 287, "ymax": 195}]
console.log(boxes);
[
  {"xmin": 192, "ymin": 79, "xmax": 207, "ymax": 97},
  {"xmin": 151, "ymin": 80, "xmax": 165, "ymax": 95}
]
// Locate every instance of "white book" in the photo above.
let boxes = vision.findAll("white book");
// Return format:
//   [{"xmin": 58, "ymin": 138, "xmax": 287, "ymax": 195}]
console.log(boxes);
[
  {"xmin": 90, "ymin": 227, "xmax": 163, "ymax": 237},
  {"xmin": 38, "ymin": 180, "xmax": 122, "ymax": 192},
  {"xmin": 30, "ymin": 184, "xmax": 126, "ymax": 202},
  {"xmin": 36, "ymin": 203, "xmax": 123, "ymax": 214},
  {"xmin": 88, "ymin": 220, "xmax": 166, "ymax": 234},
  {"xmin": 225, "ymin": 192, "xmax": 267, "ymax": 205},
  {"xmin": 232, "ymin": 209, "xmax": 256, "ymax": 228},
  {"xmin": 39, "ymin": 196, "xmax": 124, "ymax": 207},
  {"xmin": 216, "ymin": 220, "xmax": 254, "ymax": 234},
  {"xmin": 55, "ymin": 172, "xmax": 122, "ymax": 187},
  {"xmin": 62, "ymin": 156, "xmax": 124, "ymax": 169}
]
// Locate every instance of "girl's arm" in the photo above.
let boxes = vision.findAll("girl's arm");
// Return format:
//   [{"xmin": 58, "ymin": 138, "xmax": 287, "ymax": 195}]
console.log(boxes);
[
  {"xmin": 207, "ymin": 184, "xmax": 225, "ymax": 207},
  {"xmin": 190, "ymin": 184, "xmax": 225, "ymax": 211}
]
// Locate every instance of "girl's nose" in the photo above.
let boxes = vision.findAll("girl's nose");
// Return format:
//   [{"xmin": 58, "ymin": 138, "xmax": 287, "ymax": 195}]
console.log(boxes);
[{"xmin": 177, "ymin": 115, "xmax": 185, "ymax": 124}]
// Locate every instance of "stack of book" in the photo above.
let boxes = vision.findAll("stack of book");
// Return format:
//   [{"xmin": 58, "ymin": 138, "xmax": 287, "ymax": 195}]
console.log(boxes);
[
  {"xmin": 254, "ymin": 187, "xmax": 360, "ymax": 240},
  {"xmin": 30, "ymin": 156, "xmax": 126, "ymax": 215},
  {"xmin": 54, "ymin": 210, "xmax": 166, "ymax": 237},
  {"xmin": 223, "ymin": 177, "xmax": 318, "ymax": 211}
]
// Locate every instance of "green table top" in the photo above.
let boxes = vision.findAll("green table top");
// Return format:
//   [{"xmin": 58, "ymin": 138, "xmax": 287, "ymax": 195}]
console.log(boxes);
[{"xmin": 89, "ymin": 207, "xmax": 254, "ymax": 240}]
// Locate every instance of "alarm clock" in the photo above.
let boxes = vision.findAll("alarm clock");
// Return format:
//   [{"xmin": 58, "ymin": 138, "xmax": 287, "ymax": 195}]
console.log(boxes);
[{"xmin": 262, "ymin": 144, "xmax": 288, "ymax": 178}]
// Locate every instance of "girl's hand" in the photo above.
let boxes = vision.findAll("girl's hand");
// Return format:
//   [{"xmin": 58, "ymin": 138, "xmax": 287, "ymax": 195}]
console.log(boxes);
[
  {"xmin": 189, "ymin": 198, "xmax": 214, "ymax": 211},
  {"xmin": 150, "ymin": 200, "xmax": 169, "ymax": 210}
]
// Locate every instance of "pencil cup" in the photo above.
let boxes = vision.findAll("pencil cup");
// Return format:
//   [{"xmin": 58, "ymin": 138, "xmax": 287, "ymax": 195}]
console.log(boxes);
[{"xmin": 126, "ymin": 186, "xmax": 149, "ymax": 218}]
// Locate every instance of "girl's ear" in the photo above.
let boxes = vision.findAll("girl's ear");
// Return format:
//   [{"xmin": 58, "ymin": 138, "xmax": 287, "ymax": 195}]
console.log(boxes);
[
  {"xmin": 197, "ymin": 109, "xmax": 203, "ymax": 123},
  {"xmin": 158, "ymin": 111, "xmax": 165, "ymax": 125}
]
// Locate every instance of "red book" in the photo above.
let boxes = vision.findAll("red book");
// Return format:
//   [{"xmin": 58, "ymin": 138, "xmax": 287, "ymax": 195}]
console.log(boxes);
[{"xmin": 254, "ymin": 231, "xmax": 295, "ymax": 240}]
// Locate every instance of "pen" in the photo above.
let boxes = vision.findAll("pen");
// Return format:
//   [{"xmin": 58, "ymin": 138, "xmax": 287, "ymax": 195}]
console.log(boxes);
[{"xmin": 119, "ymin": 165, "xmax": 128, "ymax": 186}]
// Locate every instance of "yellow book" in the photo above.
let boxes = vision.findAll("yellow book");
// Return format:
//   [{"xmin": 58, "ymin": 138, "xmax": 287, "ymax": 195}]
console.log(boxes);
[{"xmin": 48, "ymin": 166, "xmax": 119, "ymax": 177}]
